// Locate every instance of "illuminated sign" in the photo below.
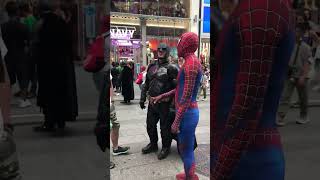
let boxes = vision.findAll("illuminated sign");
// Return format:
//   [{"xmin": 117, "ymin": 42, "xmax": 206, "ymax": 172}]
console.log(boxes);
[
  {"xmin": 201, "ymin": 0, "xmax": 210, "ymax": 38},
  {"xmin": 110, "ymin": 26, "xmax": 136, "ymax": 40}
]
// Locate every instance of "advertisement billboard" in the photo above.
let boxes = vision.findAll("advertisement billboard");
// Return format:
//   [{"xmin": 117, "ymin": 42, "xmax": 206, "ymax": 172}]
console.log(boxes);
[{"xmin": 201, "ymin": 0, "xmax": 210, "ymax": 38}]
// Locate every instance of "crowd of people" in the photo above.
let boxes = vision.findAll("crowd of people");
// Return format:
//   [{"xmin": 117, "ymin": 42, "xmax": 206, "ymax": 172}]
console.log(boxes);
[
  {"xmin": 1, "ymin": 0, "xmax": 78, "ymax": 132},
  {"xmin": 0, "ymin": 1, "xmax": 80, "ymax": 178}
]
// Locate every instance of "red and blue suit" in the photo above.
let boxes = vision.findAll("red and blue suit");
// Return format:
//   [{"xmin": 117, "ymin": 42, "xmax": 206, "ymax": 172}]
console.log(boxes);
[
  {"xmin": 211, "ymin": 0, "xmax": 294, "ymax": 179},
  {"xmin": 155, "ymin": 32, "xmax": 202, "ymax": 179}
]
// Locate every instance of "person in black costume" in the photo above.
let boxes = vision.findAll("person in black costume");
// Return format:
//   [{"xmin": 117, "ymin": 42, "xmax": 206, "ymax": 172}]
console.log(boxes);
[
  {"xmin": 33, "ymin": 1, "xmax": 78, "ymax": 132},
  {"xmin": 120, "ymin": 62, "xmax": 134, "ymax": 104},
  {"xmin": 140, "ymin": 43, "xmax": 179, "ymax": 160}
]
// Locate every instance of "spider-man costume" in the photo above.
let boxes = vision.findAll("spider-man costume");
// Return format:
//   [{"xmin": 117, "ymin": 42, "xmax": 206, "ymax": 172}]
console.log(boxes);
[
  {"xmin": 155, "ymin": 32, "xmax": 202, "ymax": 180},
  {"xmin": 211, "ymin": 0, "xmax": 294, "ymax": 179}
]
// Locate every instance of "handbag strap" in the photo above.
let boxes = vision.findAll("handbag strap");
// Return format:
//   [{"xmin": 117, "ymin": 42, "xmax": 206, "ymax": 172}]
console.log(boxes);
[{"xmin": 292, "ymin": 42, "xmax": 301, "ymax": 66}]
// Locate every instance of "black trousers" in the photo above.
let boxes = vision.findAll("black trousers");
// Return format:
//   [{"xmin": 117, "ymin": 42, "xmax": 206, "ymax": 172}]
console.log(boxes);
[
  {"xmin": 146, "ymin": 102, "xmax": 172, "ymax": 148},
  {"xmin": 5, "ymin": 54, "xmax": 29, "ymax": 89},
  {"xmin": 28, "ymin": 53, "xmax": 37, "ymax": 93}
]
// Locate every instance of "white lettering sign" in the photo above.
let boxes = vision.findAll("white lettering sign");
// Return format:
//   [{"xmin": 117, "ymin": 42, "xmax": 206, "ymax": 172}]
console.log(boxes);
[{"xmin": 111, "ymin": 26, "xmax": 136, "ymax": 40}]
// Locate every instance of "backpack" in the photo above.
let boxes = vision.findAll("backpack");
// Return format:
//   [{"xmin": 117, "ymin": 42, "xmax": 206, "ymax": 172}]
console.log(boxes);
[{"xmin": 83, "ymin": 32, "xmax": 109, "ymax": 72}]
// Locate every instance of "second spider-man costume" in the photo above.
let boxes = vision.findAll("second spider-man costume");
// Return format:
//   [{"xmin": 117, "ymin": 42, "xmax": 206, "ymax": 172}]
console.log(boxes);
[{"xmin": 211, "ymin": 0, "xmax": 294, "ymax": 179}]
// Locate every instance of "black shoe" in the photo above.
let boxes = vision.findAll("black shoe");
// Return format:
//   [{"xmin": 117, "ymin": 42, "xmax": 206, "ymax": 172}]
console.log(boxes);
[
  {"xmin": 113, "ymin": 146, "xmax": 130, "ymax": 156},
  {"xmin": 33, "ymin": 124, "xmax": 55, "ymax": 132},
  {"xmin": 110, "ymin": 161, "xmax": 115, "ymax": 169},
  {"xmin": 120, "ymin": 101, "xmax": 128, "ymax": 104},
  {"xmin": 157, "ymin": 148, "xmax": 170, "ymax": 160},
  {"xmin": 14, "ymin": 91, "xmax": 22, "ymax": 97},
  {"xmin": 142, "ymin": 143, "xmax": 158, "ymax": 154}
]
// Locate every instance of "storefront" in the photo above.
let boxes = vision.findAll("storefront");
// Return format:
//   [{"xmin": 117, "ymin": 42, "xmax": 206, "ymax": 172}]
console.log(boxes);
[
  {"xmin": 110, "ymin": 11, "xmax": 189, "ymax": 67},
  {"xmin": 110, "ymin": 25, "xmax": 141, "ymax": 64}
]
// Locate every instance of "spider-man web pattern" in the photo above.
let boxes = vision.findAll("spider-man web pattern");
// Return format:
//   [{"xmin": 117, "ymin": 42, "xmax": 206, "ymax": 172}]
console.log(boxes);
[
  {"xmin": 211, "ymin": 0, "xmax": 294, "ymax": 179},
  {"xmin": 174, "ymin": 32, "xmax": 202, "ymax": 179}
]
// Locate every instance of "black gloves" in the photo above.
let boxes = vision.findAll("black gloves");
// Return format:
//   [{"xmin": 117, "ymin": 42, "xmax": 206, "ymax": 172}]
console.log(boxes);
[
  {"xmin": 139, "ymin": 101, "xmax": 146, "ymax": 109},
  {"xmin": 94, "ymin": 122, "xmax": 109, "ymax": 152}
]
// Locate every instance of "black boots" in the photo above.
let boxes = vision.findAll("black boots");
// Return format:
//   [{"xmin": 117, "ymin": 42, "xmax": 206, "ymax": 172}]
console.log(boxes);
[
  {"xmin": 142, "ymin": 143, "xmax": 170, "ymax": 160},
  {"xmin": 142, "ymin": 143, "xmax": 158, "ymax": 154},
  {"xmin": 157, "ymin": 147, "xmax": 170, "ymax": 160}
]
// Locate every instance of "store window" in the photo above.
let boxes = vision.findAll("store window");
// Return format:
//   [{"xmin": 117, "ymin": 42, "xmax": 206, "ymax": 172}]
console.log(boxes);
[
  {"xmin": 111, "ymin": 0, "xmax": 190, "ymax": 18},
  {"xmin": 110, "ymin": 25, "xmax": 141, "ymax": 64}
]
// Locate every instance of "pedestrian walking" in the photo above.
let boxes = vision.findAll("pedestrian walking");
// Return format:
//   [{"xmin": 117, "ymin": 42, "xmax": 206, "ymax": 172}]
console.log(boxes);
[
  {"xmin": 0, "ymin": 27, "xmax": 21, "ymax": 180},
  {"xmin": 135, "ymin": 65, "xmax": 146, "ymax": 90},
  {"xmin": 277, "ymin": 23, "xmax": 312, "ymax": 126},
  {"xmin": 119, "ymin": 61, "xmax": 134, "ymax": 104},
  {"xmin": 93, "ymin": 12, "xmax": 129, "ymax": 171},
  {"xmin": 197, "ymin": 66, "xmax": 208, "ymax": 101},
  {"xmin": 114, "ymin": 62, "xmax": 121, "ymax": 94},
  {"xmin": 111, "ymin": 62, "xmax": 120, "ymax": 92},
  {"xmin": 33, "ymin": 0, "xmax": 78, "ymax": 133},
  {"xmin": 1, "ymin": 1, "xmax": 31, "ymax": 108},
  {"xmin": 20, "ymin": 2, "xmax": 38, "ymax": 98}
]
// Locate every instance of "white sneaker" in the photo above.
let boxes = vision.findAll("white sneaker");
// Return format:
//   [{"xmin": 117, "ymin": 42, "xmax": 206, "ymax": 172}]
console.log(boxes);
[
  {"xmin": 296, "ymin": 117, "xmax": 310, "ymax": 124},
  {"xmin": 18, "ymin": 99, "xmax": 32, "ymax": 108},
  {"xmin": 202, "ymin": 98, "xmax": 207, "ymax": 101},
  {"xmin": 276, "ymin": 120, "xmax": 286, "ymax": 127},
  {"xmin": 276, "ymin": 116, "xmax": 286, "ymax": 127}
]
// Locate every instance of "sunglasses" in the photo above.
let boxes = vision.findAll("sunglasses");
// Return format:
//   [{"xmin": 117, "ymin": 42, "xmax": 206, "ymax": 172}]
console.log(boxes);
[{"xmin": 158, "ymin": 48, "xmax": 167, "ymax": 51}]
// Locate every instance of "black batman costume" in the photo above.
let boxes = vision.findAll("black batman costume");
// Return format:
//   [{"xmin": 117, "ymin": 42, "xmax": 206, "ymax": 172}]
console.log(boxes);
[{"xmin": 140, "ymin": 43, "xmax": 179, "ymax": 160}]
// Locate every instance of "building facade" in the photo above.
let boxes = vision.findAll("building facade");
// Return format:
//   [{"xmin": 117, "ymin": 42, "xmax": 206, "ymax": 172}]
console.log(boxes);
[{"xmin": 110, "ymin": 0, "xmax": 206, "ymax": 68}]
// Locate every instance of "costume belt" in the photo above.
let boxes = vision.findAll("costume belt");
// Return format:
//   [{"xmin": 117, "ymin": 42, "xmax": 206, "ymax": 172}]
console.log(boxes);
[
  {"xmin": 249, "ymin": 128, "xmax": 282, "ymax": 148},
  {"xmin": 189, "ymin": 102, "xmax": 198, "ymax": 109},
  {"xmin": 212, "ymin": 128, "xmax": 282, "ymax": 149},
  {"xmin": 175, "ymin": 102, "xmax": 198, "ymax": 109}
]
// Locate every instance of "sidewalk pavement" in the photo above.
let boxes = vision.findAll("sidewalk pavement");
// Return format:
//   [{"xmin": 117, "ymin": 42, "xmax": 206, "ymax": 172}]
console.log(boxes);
[{"xmin": 110, "ymin": 97, "xmax": 210, "ymax": 180}]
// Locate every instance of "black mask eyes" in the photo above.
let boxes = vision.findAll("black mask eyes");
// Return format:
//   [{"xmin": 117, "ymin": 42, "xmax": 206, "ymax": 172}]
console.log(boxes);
[{"xmin": 158, "ymin": 48, "xmax": 167, "ymax": 51}]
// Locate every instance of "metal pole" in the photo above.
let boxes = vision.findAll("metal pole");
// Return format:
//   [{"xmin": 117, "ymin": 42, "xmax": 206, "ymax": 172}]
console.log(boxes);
[{"xmin": 198, "ymin": 0, "xmax": 202, "ymax": 59}]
